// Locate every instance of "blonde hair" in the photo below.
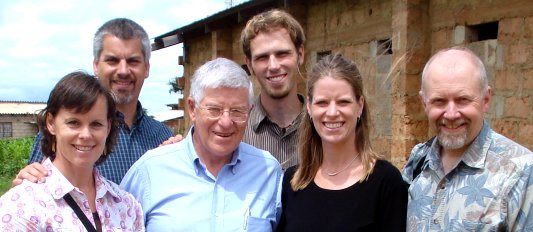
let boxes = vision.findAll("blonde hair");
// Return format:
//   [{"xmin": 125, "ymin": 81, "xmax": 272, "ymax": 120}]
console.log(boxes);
[
  {"xmin": 240, "ymin": 9, "xmax": 305, "ymax": 59},
  {"xmin": 291, "ymin": 53, "xmax": 381, "ymax": 191}
]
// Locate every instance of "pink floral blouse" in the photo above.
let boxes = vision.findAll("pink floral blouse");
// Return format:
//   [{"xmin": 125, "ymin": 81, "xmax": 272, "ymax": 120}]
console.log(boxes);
[{"xmin": 0, "ymin": 158, "xmax": 144, "ymax": 231}]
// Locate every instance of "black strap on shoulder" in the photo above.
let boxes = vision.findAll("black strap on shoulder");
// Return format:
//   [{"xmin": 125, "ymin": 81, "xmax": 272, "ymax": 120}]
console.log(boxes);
[
  {"xmin": 412, "ymin": 137, "xmax": 436, "ymax": 179},
  {"xmin": 413, "ymin": 154, "xmax": 426, "ymax": 179},
  {"xmin": 63, "ymin": 193, "xmax": 97, "ymax": 232}
]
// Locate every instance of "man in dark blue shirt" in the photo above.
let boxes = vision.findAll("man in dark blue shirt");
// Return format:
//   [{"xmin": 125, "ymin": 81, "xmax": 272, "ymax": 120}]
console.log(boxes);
[{"xmin": 13, "ymin": 18, "xmax": 173, "ymax": 184}]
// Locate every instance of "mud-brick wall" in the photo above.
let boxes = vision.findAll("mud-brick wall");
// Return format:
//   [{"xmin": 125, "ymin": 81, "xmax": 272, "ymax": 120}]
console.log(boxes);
[
  {"xmin": 305, "ymin": 0, "xmax": 395, "ymax": 160},
  {"xmin": 176, "ymin": 0, "xmax": 532, "ymax": 168}
]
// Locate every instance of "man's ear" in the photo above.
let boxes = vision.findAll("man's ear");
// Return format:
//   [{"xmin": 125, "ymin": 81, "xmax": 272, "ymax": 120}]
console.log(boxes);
[
  {"xmin": 483, "ymin": 86, "xmax": 493, "ymax": 113},
  {"xmin": 297, "ymin": 45, "xmax": 305, "ymax": 65},
  {"xmin": 144, "ymin": 61, "xmax": 151, "ymax": 79},
  {"xmin": 93, "ymin": 58, "xmax": 99, "ymax": 77},
  {"xmin": 248, "ymin": 104, "xmax": 255, "ymax": 113},
  {"xmin": 419, "ymin": 91, "xmax": 428, "ymax": 113},
  {"xmin": 245, "ymin": 57, "xmax": 254, "ymax": 76},
  {"xmin": 187, "ymin": 97, "xmax": 196, "ymax": 122}
]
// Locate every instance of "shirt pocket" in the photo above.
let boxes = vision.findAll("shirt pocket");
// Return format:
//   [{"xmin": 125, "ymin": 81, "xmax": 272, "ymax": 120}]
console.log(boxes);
[
  {"xmin": 449, "ymin": 220, "xmax": 499, "ymax": 232},
  {"xmin": 244, "ymin": 216, "xmax": 272, "ymax": 232}
]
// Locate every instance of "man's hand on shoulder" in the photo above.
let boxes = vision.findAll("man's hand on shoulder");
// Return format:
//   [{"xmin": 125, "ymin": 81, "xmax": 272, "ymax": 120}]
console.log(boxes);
[
  {"xmin": 12, "ymin": 162, "xmax": 49, "ymax": 187},
  {"xmin": 160, "ymin": 134, "xmax": 184, "ymax": 147}
]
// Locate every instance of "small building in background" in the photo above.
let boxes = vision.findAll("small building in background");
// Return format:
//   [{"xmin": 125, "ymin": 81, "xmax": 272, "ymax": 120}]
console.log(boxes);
[
  {"xmin": 151, "ymin": 102, "xmax": 185, "ymax": 135},
  {"xmin": 0, "ymin": 101, "xmax": 46, "ymax": 139}
]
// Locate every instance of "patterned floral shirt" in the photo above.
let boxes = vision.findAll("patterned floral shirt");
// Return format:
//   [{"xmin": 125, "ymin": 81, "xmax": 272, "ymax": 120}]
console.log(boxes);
[
  {"xmin": 402, "ymin": 121, "xmax": 533, "ymax": 232},
  {"xmin": 0, "ymin": 158, "xmax": 144, "ymax": 231}
]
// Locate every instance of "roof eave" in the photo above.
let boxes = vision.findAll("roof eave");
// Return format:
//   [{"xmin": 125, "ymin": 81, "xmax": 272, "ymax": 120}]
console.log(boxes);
[{"xmin": 152, "ymin": 0, "xmax": 279, "ymax": 51}]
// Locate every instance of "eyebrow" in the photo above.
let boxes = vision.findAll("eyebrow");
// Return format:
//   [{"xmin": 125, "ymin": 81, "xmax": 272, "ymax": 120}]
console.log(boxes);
[{"xmin": 252, "ymin": 48, "xmax": 293, "ymax": 59}]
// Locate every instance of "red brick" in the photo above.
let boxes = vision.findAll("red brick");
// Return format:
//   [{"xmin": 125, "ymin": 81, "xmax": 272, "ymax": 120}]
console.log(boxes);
[
  {"xmin": 391, "ymin": 115, "xmax": 428, "ymax": 138},
  {"xmin": 499, "ymin": 17, "xmax": 523, "ymax": 36},
  {"xmin": 524, "ymin": 16, "xmax": 533, "ymax": 39},
  {"xmin": 392, "ymin": 95, "xmax": 425, "ymax": 117},
  {"xmin": 507, "ymin": 44, "xmax": 530, "ymax": 65},
  {"xmin": 517, "ymin": 122, "xmax": 533, "ymax": 148},
  {"xmin": 498, "ymin": 17, "xmax": 524, "ymax": 44},
  {"xmin": 491, "ymin": 119, "xmax": 519, "ymax": 139},
  {"xmin": 372, "ymin": 137, "xmax": 392, "ymax": 159},
  {"xmin": 432, "ymin": 30, "xmax": 452, "ymax": 51},
  {"xmin": 524, "ymin": 69, "xmax": 533, "ymax": 90},
  {"xmin": 504, "ymin": 96, "xmax": 531, "ymax": 119},
  {"xmin": 494, "ymin": 70, "xmax": 520, "ymax": 91}
]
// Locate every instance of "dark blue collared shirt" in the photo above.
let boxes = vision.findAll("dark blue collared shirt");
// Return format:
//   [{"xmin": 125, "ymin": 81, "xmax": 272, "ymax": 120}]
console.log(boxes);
[{"xmin": 28, "ymin": 101, "xmax": 174, "ymax": 184}]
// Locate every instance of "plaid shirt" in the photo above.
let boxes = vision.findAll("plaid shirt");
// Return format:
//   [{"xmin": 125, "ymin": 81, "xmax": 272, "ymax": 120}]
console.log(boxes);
[{"xmin": 28, "ymin": 101, "xmax": 174, "ymax": 184}]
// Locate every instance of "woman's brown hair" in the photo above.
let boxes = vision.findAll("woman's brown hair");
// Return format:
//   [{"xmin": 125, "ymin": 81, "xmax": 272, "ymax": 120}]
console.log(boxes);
[
  {"xmin": 38, "ymin": 71, "xmax": 117, "ymax": 165},
  {"xmin": 291, "ymin": 53, "xmax": 381, "ymax": 190}
]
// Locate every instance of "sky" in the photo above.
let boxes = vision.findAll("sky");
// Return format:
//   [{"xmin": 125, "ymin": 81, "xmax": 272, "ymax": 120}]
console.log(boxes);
[{"xmin": 0, "ymin": 0, "xmax": 248, "ymax": 115}]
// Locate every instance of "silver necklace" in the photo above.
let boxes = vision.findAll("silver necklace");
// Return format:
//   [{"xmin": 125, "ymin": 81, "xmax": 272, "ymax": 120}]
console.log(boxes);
[{"xmin": 325, "ymin": 153, "xmax": 360, "ymax": 176}]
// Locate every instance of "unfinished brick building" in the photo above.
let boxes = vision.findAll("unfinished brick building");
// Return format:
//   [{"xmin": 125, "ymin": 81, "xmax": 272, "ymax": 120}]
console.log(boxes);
[{"xmin": 153, "ymin": 0, "xmax": 533, "ymax": 168}]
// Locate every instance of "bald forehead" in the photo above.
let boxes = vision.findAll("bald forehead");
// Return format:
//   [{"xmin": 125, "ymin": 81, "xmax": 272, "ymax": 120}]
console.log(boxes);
[
  {"xmin": 426, "ymin": 50, "xmax": 481, "ymax": 82},
  {"xmin": 429, "ymin": 50, "xmax": 475, "ymax": 71}
]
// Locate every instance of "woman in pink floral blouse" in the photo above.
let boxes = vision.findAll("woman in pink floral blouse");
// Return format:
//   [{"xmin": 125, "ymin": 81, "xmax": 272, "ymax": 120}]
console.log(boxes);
[{"xmin": 0, "ymin": 71, "xmax": 144, "ymax": 231}]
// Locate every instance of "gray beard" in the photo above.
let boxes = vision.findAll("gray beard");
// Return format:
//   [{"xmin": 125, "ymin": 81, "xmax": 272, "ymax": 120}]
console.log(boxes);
[
  {"xmin": 437, "ymin": 131, "xmax": 468, "ymax": 150},
  {"xmin": 111, "ymin": 91, "xmax": 134, "ymax": 105}
]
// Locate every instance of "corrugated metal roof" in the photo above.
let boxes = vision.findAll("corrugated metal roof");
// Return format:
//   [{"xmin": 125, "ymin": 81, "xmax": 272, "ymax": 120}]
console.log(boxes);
[{"xmin": 0, "ymin": 101, "xmax": 46, "ymax": 115}]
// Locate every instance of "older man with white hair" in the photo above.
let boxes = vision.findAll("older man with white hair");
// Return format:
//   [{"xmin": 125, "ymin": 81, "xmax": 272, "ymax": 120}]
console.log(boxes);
[{"xmin": 121, "ymin": 57, "xmax": 282, "ymax": 231}]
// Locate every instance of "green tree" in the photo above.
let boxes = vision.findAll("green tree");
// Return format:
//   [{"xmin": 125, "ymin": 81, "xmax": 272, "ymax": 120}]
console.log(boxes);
[{"xmin": 168, "ymin": 76, "xmax": 184, "ymax": 94}]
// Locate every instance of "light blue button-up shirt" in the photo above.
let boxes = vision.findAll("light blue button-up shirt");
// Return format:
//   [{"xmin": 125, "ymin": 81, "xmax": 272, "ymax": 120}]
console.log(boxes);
[{"xmin": 121, "ymin": 127, "xmax": 283, "ymax": 231}]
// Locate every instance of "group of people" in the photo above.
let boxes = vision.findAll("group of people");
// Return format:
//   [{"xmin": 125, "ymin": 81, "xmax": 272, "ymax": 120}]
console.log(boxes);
[{"xmin": 0, "ymin": 7, "xmax": 531, "ymax": 232}]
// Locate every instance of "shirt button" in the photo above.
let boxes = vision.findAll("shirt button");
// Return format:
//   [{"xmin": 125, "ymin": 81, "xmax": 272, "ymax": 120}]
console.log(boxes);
[{"xmin": 433, "ymin": 219, "xmax": 438, "ymax": 224}]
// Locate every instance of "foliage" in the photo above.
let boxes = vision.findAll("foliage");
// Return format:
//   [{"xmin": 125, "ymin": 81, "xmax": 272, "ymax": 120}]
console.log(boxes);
[
  {"xmin": 0, "ymin": 176, "xmax": 11, "ymax": 195},
  {"xmin": 168, "ymin": 76, "xmax": 184, "ymax": 94},
  {"xmin": 0, "ymin": 137, "xmax": 33, "ymax": 194}
]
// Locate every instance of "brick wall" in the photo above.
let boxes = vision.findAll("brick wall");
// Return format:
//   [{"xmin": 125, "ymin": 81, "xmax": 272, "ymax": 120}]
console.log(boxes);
[{"xmin": 0, "ymin": 115, "xmax": 38, "ymax": 138}]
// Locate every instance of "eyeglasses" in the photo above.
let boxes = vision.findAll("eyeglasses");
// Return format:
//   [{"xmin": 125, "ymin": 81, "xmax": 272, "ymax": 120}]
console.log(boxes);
[{"xmin": 196, "ymin": 105, "xmax": 249, "ymax": 123}]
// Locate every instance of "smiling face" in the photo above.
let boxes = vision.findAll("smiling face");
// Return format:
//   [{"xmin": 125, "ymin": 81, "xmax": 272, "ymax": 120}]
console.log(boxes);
[
  {"xmin": 246, "ymin": 28, "xmax": 303, "ymax": 100},
  {"xmin": 421, "ymin": 50, "xmax": 491, "ymax": 153},
  {"xmin": 93, "ymin": 35, "xmax": 150, "ymax": 105},
  {"xmin": 307, "ymin": 76, "xmax": 364, "ymax": 147},
  {"xmin": 189, "ymin": 87, "xmax": 250, "ymax": 161},
  {"xmin": 47, "ymin": 95, "xmax": 111, "ymax": 171}
]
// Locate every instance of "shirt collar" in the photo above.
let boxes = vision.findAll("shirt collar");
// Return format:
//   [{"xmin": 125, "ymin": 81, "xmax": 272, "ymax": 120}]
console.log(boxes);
[
  {"xmin": 460, "ymin": 120, "xmax": 491, "ymax": 169},
  {"xmin": 249, "ymin": 96, "xmax": 269, "ymax": 131},
  {"xmin": 43, "ymin": 158, "xmax": 119, "ymax": 200},
  {"xmin": 249, "ymin": 94, "xmax": 306, "ymax": 131},
  {"xmin": 428, "ymin": 120, "xmax": 491, "ymax": 170},
  {"xmin": 115, "ymin": 101, "xmax": 145, "ymax": 126},
  {"xmin": 185, "ymin": 127, "xmax": 242, "ymax": 176}
]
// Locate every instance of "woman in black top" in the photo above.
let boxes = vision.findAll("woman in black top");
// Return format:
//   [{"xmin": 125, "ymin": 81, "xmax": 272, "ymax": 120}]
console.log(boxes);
[{"xmin": 277, "ymin": 54, "xmax": 407, "ymax": 232}]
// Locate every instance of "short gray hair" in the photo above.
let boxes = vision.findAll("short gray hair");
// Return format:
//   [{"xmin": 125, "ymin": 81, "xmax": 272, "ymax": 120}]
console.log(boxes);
[
  {"xmin": 420, "ymin": 46, "xmax": 488, "ymax": 100},
  {"xmin": 190, "ymin": 58, "xmax": 253, "ymax": 105},
  {"xmin": 93, "ymin": 18, "xmax": 151, "ymax": 62}
]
